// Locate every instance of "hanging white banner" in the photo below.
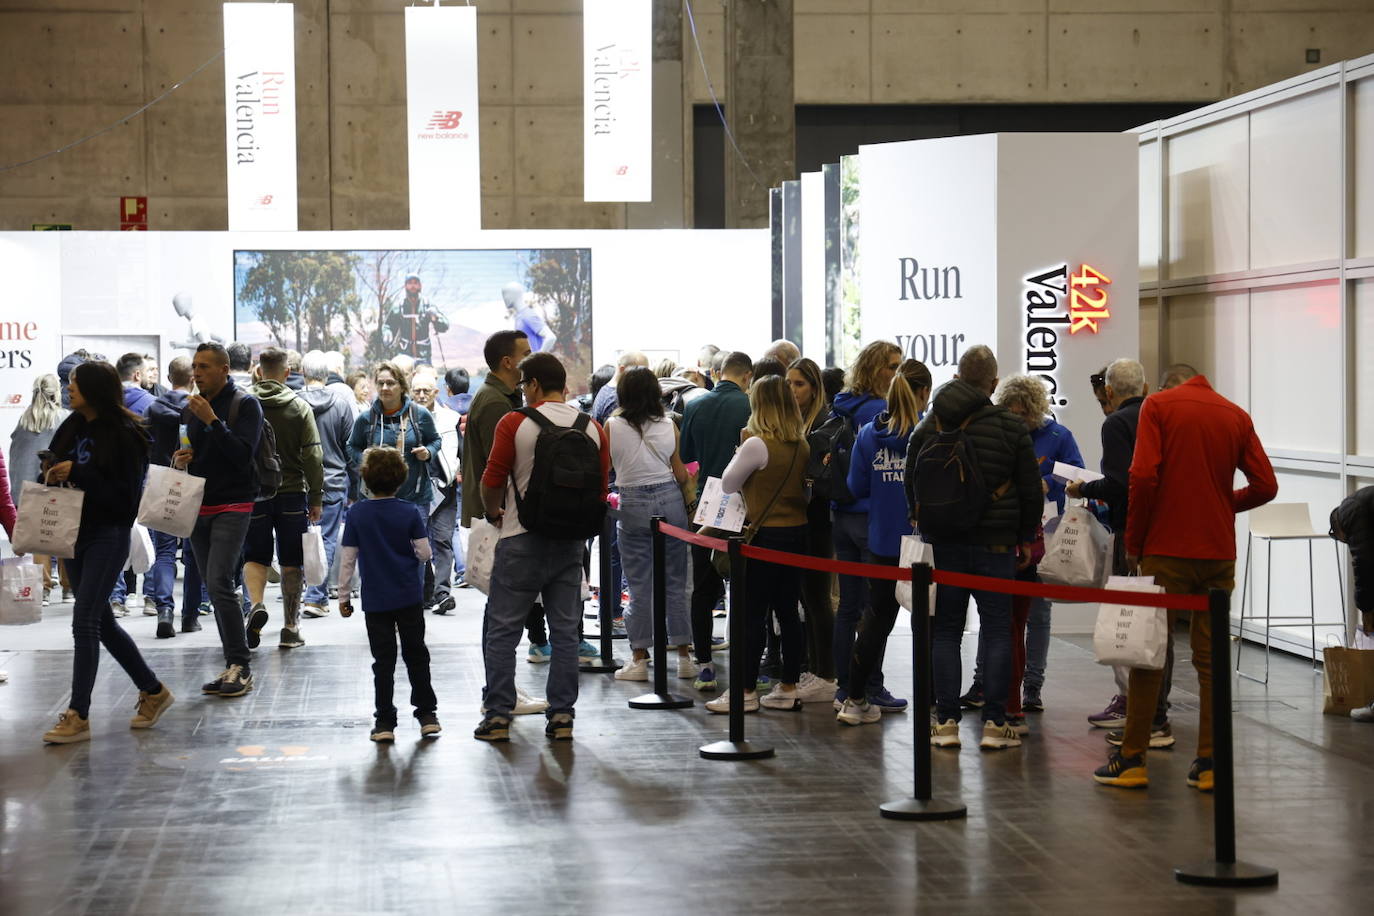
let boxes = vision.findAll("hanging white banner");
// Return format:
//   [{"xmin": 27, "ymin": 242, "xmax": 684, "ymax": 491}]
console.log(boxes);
[
  {"xmin": 405, "ymin": 5, "xmax": 481, "ymax": 231},
  {"xmin": 222, "ymin": 3, "xmax": 297, "ymax": 231},
  {"xmin": 583, "ymin": 0, "xmax": 652, "ymax": 202}
]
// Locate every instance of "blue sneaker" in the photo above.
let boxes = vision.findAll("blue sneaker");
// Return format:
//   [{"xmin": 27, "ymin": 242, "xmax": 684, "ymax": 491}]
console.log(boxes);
[
  {"xmin": 527, "ymin": 642, "xmax": 553, "ymax": 664},
  {"xmin": 868, "ymin": 687, "xmax": 908, "ymax": 713},
  {"xmin": 577, "ymin": 640, "xmax": 600, "ymax": 662},
  {"xmin": 755, "ymin": 674, "xmax": 772, "ymax": 691},
  {"xmin": 832, "ymin": 686, "xmax": 848, "ymax": 712},
  {"xmin": 693, "ymin": 664, "xmax": 718, "ymax": 691}
]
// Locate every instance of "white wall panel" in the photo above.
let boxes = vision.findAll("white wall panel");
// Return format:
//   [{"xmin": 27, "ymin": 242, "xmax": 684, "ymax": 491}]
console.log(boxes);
[
  {"xmin": 1166, "ymin": 117, "xmax": 1249, "ymax": 280},
  {"xmin": 1138, "ymin": 297, "xmax": 1159, "ymax": 386},
  {"xmin": 1249, "ymin": 282, "xmax": 1342, "ymax": 455},
  {"xmin": 1163, "ymin": 291, "xmax": 1249, "ymax": 409},
  {"xmin": 1353, "ymin": 279, "xmax": 1374, "ymax": 457},
  {"xmin": 1139, "ymin": 139, "xmax": 1160, "ymax": 284},
  {"xmin": 1355, "ymin": 77, "xmax": 1374, "ymax": 259},
  {"xmin": 1250, "ymin": 88, "xmax": 1341, "ymax": 268}
]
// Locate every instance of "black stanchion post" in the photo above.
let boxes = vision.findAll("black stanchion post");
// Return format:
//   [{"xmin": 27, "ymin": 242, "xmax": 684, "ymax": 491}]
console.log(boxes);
[
  {"xmin": 629, "ymin": 517, "xmax": 693, "ymax": 710},
  {"xmin": 1174, "ymin": 588, "xmax": 1277, "ymax": 887},
  {"xmin": 700, "ymin": 536, "xmax": 774, "ymax": 760},
  {"xmin": 580, "ymin": 514, "xmax": 621, "ymax": 674},
  {"xmin": 880, "ymin": 562, "xmax": 966, "ymax": 821}
]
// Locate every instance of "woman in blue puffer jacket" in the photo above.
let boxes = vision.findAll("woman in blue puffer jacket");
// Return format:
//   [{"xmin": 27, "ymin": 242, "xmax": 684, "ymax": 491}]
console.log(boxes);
[{"xmin": 835, "ymin": 359, "xmax": 932, "ymax": 725}]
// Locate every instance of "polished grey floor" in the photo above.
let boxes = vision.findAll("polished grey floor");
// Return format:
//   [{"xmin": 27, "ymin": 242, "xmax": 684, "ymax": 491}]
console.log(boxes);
[{"xmin": 1, "ymin": 590, "xmax": 1371, "ymax": 915}]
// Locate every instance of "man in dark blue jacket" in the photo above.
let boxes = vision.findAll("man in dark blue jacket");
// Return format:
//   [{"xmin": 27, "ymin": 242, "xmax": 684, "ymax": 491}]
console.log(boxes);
[{"xmin": 175, "ymin": 342, "xmax": 264, "ymax": 699}]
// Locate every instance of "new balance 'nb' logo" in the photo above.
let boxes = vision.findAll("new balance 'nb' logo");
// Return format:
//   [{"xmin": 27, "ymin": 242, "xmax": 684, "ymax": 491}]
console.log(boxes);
[{"xmin": 427, "ymin": 110, "xmax": 463, "ymax": 130}]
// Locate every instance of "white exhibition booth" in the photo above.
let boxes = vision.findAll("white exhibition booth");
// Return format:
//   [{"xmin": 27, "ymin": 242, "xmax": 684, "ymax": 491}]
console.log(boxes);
[{"xmin": 5, "ymin": 48, "xmax": 1373, "ymax": 657}]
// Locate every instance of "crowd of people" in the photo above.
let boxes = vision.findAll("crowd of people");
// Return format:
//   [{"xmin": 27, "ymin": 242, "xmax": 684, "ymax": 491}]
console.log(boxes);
[{"xmin": 8, "ymin": 327, "xmax": 1369, "ymax": 789}]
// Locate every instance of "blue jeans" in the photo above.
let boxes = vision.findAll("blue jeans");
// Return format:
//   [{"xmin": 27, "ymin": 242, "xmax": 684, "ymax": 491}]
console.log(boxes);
[
  {"xmin": 482, "ymin": 532, "xmax": 584, "ymax": 718},
  {"xmin": 617, "ymin": 481, "xmax": 690, "ymax": 651},
  {"xmin": 831, "ymin": 510, "xmax": 881, "ymax": 693},
  {"xmin": 143, "ymin": 528, "xmax": 180, "ymax": 612},
  {"xmin": 190, "ymin": 510, "xmax": 254, "ymax": 668},
  {"xmin": 304, "ymin": 494, "xmax": 346, "ymax": 606},
  {"xmin": 428, "ymin": 491, "xmax": 460, "ymax": 603},
  {"xmin": 932, "ymin": 543, "xmax": 1015, "ymax": 725},
  {"xmin": 67, "ymin": 523, "xmax": 160, "ymax": 718},
  {"xmin": 971, "ymin": 591, "xmax": 1051, "ymax": 693},
  {"xmin": 180, "ymin": 537, "xmax": 206, "ymax": 620}
]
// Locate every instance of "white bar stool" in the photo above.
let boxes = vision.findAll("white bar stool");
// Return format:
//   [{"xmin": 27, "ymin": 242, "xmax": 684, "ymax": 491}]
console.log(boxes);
[{"xmin": 1236, "ymin": 502, "xmax": 1345, "ymax": 684}]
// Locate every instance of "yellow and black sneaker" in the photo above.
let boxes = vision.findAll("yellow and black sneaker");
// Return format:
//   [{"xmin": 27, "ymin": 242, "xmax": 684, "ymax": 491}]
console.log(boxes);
[
  {"xmin": 473, "ymin": 714, "xmax": 511, "ymax": 742},
  {"xmin": 1187, "ymin": 757, "xmax": 1214, "ymax": 792},
  {"xmin": 1093, "ymin": 751, "xmax": 1149, "ymax": 788}
]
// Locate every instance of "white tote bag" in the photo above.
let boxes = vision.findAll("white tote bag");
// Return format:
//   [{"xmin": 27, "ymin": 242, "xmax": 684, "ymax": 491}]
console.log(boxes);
[
  {"xmin": 894, "ymin": 534, "xmax": 938, "ymax": 613},
  {"xmin": 11, "ymin": 481, "xmax": 84, "ymax": 559},
  {"xmin": 137, "ymin": 465, "xmax": 205, "ymax": 538},
  {"xmin": 466, "ymin": 518, "xmax": 500, "ymax": 595},
  {"xmin": 0, "ymin": 557, "xmax": 43, "ymax": 625},
  {"xmin": 1039, "ymin": 502, "xmax": 1112, "ymax": 590},
  {"xmin": 302, "ymin": 525, "xmax": 328, "ymax": 587},
  {"xmin": 1093, "ymin": 576, "xmax": 1169, "ymax": 669},
  {"xmin": 126, "ymin": 523, "xmax": 154, "ymax": 574}
]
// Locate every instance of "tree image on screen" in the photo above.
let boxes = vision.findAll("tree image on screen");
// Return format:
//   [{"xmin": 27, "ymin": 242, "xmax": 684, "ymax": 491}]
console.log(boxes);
[{"xmin": 237, "ymin": 250, "xmax": 362, "ymax": 353}]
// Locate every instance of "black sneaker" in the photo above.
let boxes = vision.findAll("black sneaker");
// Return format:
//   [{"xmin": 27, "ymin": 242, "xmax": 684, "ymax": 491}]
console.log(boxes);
[
  {"xmin": 417, "ymin": 712, "xmax": 442, "ymax": 737},
  {"xmin": 370, "ymin": 721, "xmax": 396, "ymax": 742},
  {"xmin": 181, "ymin": 616, "xmax": 202, "ymax": 633},
  {"xmin": 1106, "ymin": 721, "xmax": 1175, "ymax": 749},
  {"xmin": 1021, "ymin": 689, "xmax": 1044, "ymax": 712},
  {"xmin": 245, "ymin": 605, "xmax": 269, "ymax": 649},
  {"xmin": 217, "ymin": 664, "xmax": 253, "ymax": 698},
  {"xmin": 1187, "ymin": 757, "xmax": 1214, "ymax": 792},
  {"xmin": 202, "ymin": 668, "xmax": 230, "ymax": 694},
  {"xmin": 474, "ymin": 715, "xmax": 511, "ymax": 742},
  {"xmin": 431, "ymin": 596, "xmax": 456, "ymax": 615},
  {"xmin": 545, "ymin": 713, "xmax": 574, "ymax": 741},
  {"xmin": 959, "ymin": 685, "xmax": 985, "ymax": 709},
  {"xmin": 1093, "ymin": 751, "xmax": 1148, "ymax": 788}
]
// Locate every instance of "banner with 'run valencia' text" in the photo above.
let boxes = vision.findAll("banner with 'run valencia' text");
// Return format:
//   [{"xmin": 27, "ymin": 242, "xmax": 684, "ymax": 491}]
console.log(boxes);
[{"xmin": 222, "ymin": 3, "xmax": 297, "ymax": 231}]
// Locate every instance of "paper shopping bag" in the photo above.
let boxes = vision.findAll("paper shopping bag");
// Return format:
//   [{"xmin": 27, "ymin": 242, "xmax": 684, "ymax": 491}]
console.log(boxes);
[
  {"xmin": 126, "ymin": 523, "xmax": 154, "ymax": 574},
  {"xmin": 302, "ymin": 526, "xmax": 328, "ymax": 587},
  {"xmin": 895, "ymin": 534, "xmax": 937, "ymax": 613},
  {"xmin": 1039, "ymin": 502, "xmax": 1112, "ymax": 589},
  {"xmin": 466, "ymin": 518, "xmax": 500, "ymax": 595},
  {"xmin": 0, "ymin": 558, "xmax": 43, "ymax": 625},
  {"xmin": 11, "ymin": 481, "xmax": 84, "ymax": 559},
  {"xmin": 137, "ymin": 465, "xmax": 205, "ymax": 538},
  {"xmin": 1093, "ymin": 576, "xmax": 1169, "ymax": 669},
  {"xmin": 1322, "ymin": 644, "xmax": 1374, "ymax": 716}
]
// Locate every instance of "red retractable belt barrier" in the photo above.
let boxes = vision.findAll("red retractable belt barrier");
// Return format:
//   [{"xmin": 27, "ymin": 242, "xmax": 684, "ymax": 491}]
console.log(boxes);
[{"xmin": 656, "ymin": 522, "xmax": 1208, "ymax": 612}]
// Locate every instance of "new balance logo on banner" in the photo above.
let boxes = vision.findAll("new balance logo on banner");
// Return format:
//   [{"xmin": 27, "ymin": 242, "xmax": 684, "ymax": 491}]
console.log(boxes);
[{"xmin": 426, "ymin": 110, "xmax": 464, "ymax": 130}]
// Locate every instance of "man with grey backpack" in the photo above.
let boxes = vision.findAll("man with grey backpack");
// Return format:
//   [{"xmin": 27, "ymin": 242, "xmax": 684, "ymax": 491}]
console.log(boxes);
[{"xmin": 905, "ymin": 344, "xmax": 1042, "ymax": 751}]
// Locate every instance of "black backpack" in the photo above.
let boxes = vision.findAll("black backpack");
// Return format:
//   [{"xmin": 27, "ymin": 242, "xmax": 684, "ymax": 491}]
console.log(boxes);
[
  {"xmin": 511, "ymin": 408, "xmax": 606, "ymax": 539},
  {"xmin": 912, "ymin": 410, "xmax": 1010, "ymax": 539},
  {"xmin": 805, "ymin": 397, "xmax": 872, "ymax": 504},
  {"xmin": 228, "ymin": 390, "xmax": 283, "ymax": 501}
]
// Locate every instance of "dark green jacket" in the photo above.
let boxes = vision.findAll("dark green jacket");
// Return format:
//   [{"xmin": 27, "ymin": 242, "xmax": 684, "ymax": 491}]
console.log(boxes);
[
  {"xmin": 461, "ymin": 374, "xmax": 521, "ymax": 527},
  {"xmin": 251, "ymin": 379, "xmax": 324, "ymax": 507},
  {"xmin": 680, "ymin": 380, "xmax": 751, "ymax": 485},
  {"xmin": 904, "ymin": 379, "xmax": 1042, "ymax": 547}
]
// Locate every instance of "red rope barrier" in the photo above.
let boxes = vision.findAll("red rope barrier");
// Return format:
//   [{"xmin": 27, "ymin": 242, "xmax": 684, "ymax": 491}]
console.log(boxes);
[{"xmin": 657, "ymin": 522, "xmax": 1210, "ymax": 612}]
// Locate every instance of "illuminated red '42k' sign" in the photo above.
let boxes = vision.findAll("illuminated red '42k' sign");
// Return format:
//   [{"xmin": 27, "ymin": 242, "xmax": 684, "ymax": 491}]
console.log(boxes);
[{"xmin": 1068, "ymin": 264, "xmax": 1111, "ymax": 334}]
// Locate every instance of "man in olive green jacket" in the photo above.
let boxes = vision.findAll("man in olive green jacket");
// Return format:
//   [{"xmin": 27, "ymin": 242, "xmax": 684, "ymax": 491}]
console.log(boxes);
[{"xmin": 461, "ymin": 330, "xmax": 530, "ymax": 529}]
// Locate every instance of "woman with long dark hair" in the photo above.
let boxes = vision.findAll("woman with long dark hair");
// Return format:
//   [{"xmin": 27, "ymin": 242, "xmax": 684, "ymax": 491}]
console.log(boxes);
[
  {"xmin": 40, "ymin": 361, "xmax": 173, "ymax": 744},
  {"xmin": 607, "ymin": 366, "xmax": 695, "ymax": 682}
]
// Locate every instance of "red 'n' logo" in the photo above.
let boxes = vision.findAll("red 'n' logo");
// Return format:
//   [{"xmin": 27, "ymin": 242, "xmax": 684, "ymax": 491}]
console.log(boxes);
[
  {"xmin": 258, "ymin": 195, "xmax": 274, "ymax": 205},
  {"xmin": 427, "ymin": 110, "xmax": 463, "ymax": 130}
]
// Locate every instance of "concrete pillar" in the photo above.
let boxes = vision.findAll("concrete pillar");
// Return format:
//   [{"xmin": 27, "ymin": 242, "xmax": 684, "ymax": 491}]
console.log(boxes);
[
  {"xmin": 723, "ymin": 0, "xmax": 794, "ymax": 229},
  {"xmin": 628, "ymin": 0, "xmax": 686, "ymax": 229}
]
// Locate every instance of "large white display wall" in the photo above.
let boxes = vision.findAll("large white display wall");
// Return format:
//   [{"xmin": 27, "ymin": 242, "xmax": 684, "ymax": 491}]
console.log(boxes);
[
  {"xmin": 1134, "ymin": 51, "xmax": 1374, "ymax": 657},
  {"xmin": 0, "ymin": 229, "xmax": 771, "ymax": 449}
]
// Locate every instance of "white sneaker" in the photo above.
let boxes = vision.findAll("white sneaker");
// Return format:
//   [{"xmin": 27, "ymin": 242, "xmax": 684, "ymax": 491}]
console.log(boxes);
[
  {"xmin": 705, "ymin": 689, "xmax": 759, "ymax": 714},
  {"xmin": 794, "ymin": 672, "xmax": 838, "ymax": 703},
  {"xmin": 979, "ymin": 721, "xmax": 1023, "ymax": 750},
  {"xmin": 836, "ymin": 697, "xmax": 881, "ymax": 726},
  {"xmin": 760, "ymin": 686, "xmax": 801, "ymax": 710},
  {"xmin": 1351, "ymin": 702, "xmax": 1374, "ymax": 723},
  {"xmin": 930, "ymin": 719, "xmax": 961, "ymax": 748},
  {"xmin": 615, "ymin": 657, "xmax": 649, "ymax": 681},
  {"xmin": 676, "ymin": 655, "xmax": 700, "ymax": 680},
  {"xmin": 514, "ymin": 687, "xmax": 549, "ymax": 716}
]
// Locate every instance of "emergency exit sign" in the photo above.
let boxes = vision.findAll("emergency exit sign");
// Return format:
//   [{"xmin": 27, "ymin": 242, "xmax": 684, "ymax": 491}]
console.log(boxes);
[{"xmin": 121, "ymin": 196, "xmax": 147, "ymax": 230}]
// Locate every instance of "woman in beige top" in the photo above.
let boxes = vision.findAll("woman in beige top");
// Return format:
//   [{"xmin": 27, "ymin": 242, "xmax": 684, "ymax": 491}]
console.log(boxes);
[{"xmin": 705, "ymin": 375, "xmax": 811, "ymax": 714}]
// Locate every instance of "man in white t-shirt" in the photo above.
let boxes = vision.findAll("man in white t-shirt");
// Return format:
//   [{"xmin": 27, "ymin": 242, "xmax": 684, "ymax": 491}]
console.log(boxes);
[{"xmin": 476, "ymin": 353, "xmax": 610, "ymax": 742}]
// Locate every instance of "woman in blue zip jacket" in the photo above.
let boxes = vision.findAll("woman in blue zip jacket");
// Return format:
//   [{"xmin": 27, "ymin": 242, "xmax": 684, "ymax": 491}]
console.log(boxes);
[
  {"xmin": 39, "ymin": 361, "xmax": 174, "ymax": 744},
  {"xmin": 836, "ymin": 359, "xmax": 932, "ymax": 725}
]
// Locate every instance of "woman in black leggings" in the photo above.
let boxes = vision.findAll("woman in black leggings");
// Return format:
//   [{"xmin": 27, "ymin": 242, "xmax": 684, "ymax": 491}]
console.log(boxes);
[{"xmin": 41, "ymin": 361, "xmax": 173, "ymax": 744}]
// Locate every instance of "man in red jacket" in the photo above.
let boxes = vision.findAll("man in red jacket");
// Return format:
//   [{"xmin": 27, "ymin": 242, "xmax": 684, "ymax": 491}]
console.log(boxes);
[{"xmin": 1094, "ymin": 372, "xmax": 1277, "ymax": 791}]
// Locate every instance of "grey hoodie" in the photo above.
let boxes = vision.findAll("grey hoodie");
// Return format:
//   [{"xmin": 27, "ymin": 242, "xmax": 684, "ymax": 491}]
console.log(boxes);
[{"xmin": 298, "ymin": 384, "xmax": 355, "ymax": 496}]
